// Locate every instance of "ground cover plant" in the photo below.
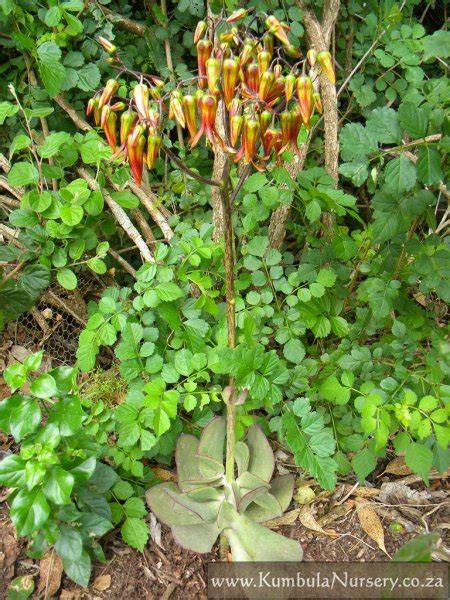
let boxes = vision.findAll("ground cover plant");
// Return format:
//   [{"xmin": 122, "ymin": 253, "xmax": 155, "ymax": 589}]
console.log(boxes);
[{"xmin": 0, "ymin": 0, "xmax": 449, "ymax": 593}]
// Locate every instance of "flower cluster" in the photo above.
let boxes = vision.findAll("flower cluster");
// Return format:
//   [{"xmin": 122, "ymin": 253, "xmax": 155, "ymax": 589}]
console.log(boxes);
[{"xmin": 88, "ymin": 11, "xmax": 335, "ymax": 184}]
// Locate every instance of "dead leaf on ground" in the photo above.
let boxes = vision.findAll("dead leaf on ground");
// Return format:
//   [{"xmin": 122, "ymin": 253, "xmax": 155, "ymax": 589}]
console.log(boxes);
[
  {"xmin": 153, "ymin": 467, "xmax": 175, "ymax": 481},
  {"xmin": 299, "ymin": 505, "xmax": 336, "ymax": 536},
  {"xmin": 93, "ymin": 574, "xmax": 111, "ymax": 591},
  {"xmin": 381, "ymin": 455, "xmax": 413, "ymax": 477},
  {"xmin": 59, "ymin": 589, "xmax": 83, "ymax": 599},
  {"xmin": 0, "ymin": 520, "xmax": 19, "ymax": 581},
  {"xmin": 38, "ymin": 550, "xmax": 63, "ymax": 597},
  {"xmin": 149, "ymin": 512, "xmax": 164, "ymax": 549},
  {"xmin": 379, "ymin": 482, "xmax": 431, "ymax": 505},
  {"xmin": 355, "ymin": 498, "xmax": 389, "ymax": 557},
  {"xmin": 265, "ymin": 508, "xmax": 300, "ymax": 528}
]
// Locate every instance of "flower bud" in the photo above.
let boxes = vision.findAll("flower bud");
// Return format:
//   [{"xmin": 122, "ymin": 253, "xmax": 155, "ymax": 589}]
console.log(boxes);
[
  {"xmin": 98, "ymin": 78, "xmax": 119, "ymax": 110},
  {"xmin": 194, "ymin": 20, "xmax": 207, "ymax": 44},
  {"xmin": 284, "ymin": 73, "xmax": 296, "ymax": 103},
  {"xmin": 284, "ymin": 44, "xmax": 301, "ymax": 58},
  {"xmin": 133, "ymin": 83, "xmax": 150, "ymax": 120},
  {"xmin": 229, "ymin": 98, "xmax": 241, "ymax": 118},
  {"xmin": 296, "ymin": 75, "xmax": 313, "ymax": 128},
  {"xmin": 182, "ymin": 95, "xmax": 197, "ymax": 140},
  {"xmin": 104, "ymin": 110, "xmax": 117, "ymax": 151},
  {"xmin": 262, "ymin": 127, "xmax": 281, "ymax": 158},
  {"xmin": 127, "ymin": 132, "xmax": 146, "ymax": 185},
  {"xmin": 258, "ymin": 70, "xmax": 275, "ymax": 101},
  {"xmin": 259, "ymin": 110, "xmax": 272, "ymax": 135},
  {"xmin": 206, "ymin": 57, "xmax": 220, "ymax": 93},
  {"xmin": 245, "ymin": 62, "xmax": 259, "ymax": 93},
  {"xmin": 110, "ymin": 101, "xmax": 126, "ymax": 112},
  {"xmin": 257, "ymin": 50, "xmax": 271, "ymax": 77},
  {"xmin": 86, "ymin": 98, "xmax": 97, "ymax": 118},
  {"xmin": 265, "ymin": 15, "xmax": 290, "ymax": 46},
  {"xmin": 317, "ymin": 51, "xmax": 335, "ymax": 84},
  {"xmin": 313, "ymin": 92, "xmax": 323, "ymax": 114},
  {"xmin": 226, "ymin": 8, "xmax": 248, "ymax": 23},
  {"xmin": 120, "ymin": 109, "xmax": 138, "ymax": 145},
  {"xmin": 262, "ymin": 33, "xmax": 274, "ymax": 56},
  {"xmin": 197, "ymin": 39, "xmax": 213, "ymax": 89},
  {"xmin": 230, "ymin": 114, "xmax": 243, "ymax": 146},
  {"xmin": 98, "ymin": 36, "xmax": 117, "ymax": 54},
  {"xmin": 100, "ymin": 104, "xmax": 110, "ymax": 129},
  {"xmin": 240, "ymin": 42, "xmax": 254, "ymax": 66},
  {"xmin": 307, "ymin": 48, "xmax": 317, "ymax": 67},
  {"xmin": 169, "ymin": 91, "xmax": 186, "ymax": 129},
  {"xmin": 146, "ymin": 134, "xmax": 162, "ymax": 169},
  {"xmin": 242, "ymin": 117, "xmax": 260, "ymax": 163},
  {"xmin": 273, "ymin": 64, "xmax": 282, "ymax": 79},
  {"xmin": 222, "ymin": 57, "xmax": 240, "ymax": 107}
]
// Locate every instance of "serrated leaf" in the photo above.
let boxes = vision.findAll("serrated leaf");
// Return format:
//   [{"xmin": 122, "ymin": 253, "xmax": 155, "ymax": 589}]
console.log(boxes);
[{"xmin": 121, "ymin": 517, "xmax": 149, "ymax": 551}]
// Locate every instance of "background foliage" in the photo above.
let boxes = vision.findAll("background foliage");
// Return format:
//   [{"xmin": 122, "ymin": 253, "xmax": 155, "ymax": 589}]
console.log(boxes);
[{"xmin": 0, "ymin": 0, "xmax": 449, "ymax": 586}]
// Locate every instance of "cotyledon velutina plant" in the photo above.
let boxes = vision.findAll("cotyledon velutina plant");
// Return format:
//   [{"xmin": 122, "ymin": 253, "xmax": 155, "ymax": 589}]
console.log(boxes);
[{"xmin": 146, "ymin": 416, "xmax": 302, "ymax": 560}]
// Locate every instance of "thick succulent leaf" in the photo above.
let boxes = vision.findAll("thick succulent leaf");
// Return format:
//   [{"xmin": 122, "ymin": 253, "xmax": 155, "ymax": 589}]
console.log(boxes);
[
  {"xmin": 246, "ymin": 425, "xmax": 274, "ymax": 482},
  {"xmin": 225, "ymin": 510, "xmax": 303, "ymax": 561},
  {"xmin": 269, "ymin": 474, "xmax": 295, "ymax": 513},
  {"xmin": 197, "ymin": 454, "xmax": 225, "ymax": 479},
  {"xmin": 236, "ymin": 470, "xmax": 270, "ymax": 492},
  {"xmin": 238, "ymin": 486, "xmax": 270, "ymax": 514},
  {"xmin": 176, "ymin": 434, "xmax": 201, "ymax": 491},
  {"xmin": 234, "ymin": 441, "xmax": 250, "ymax": 476},
  {"xmin": 146, "ymin": 482, "xmax": 219, "ymax": 526},
  {"xmin": 244, "ymin": 475, "xmax": 294, "ymax": 522},
  {"xmin": 187, "ymin": 486, "xmax": 222, "ymax": 502},
  {"xmin": 198, "ymin": 417, "xmax": 226, "ymax": 476},
  {"xmin": 172, "ymin": 522, "xmax": 220, "ymax": 553}
]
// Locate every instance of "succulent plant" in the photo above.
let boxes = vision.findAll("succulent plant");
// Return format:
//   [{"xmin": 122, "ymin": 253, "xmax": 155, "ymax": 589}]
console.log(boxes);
[{"xmin": 146, "ymin": 416, "xmax": 302, "ymax": 561}]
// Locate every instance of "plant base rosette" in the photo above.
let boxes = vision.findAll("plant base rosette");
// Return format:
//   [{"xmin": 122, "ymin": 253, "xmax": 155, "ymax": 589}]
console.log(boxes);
[{"xmin": 146, "ymin": 417, "xmax": 302, "ymax": 560}]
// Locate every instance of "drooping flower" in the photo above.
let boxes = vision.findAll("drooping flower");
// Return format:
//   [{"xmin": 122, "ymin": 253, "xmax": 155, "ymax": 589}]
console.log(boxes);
[
  {"xmin": 317, "ymin": 51, "xmax": 335, "ymax": 84},
  {"xmin": 296, "ymin": 75, "xmax": 313, "ymax": 128},
  {"xmin": 98, "ymin": 79, "xmax": 119, "ymax": 110},
  {"xmin": 197, "ymin": 39, "xmax": 213, "ymax": 89}
]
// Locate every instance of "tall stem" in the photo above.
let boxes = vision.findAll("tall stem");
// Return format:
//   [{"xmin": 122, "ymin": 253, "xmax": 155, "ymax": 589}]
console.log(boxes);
[{"xmin": 219, "ymin": 161, "xmax": 236, "ymax": 485}]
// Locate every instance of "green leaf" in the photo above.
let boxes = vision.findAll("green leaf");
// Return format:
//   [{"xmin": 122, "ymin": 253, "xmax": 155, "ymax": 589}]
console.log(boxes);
[
  {"xmin": 0, "ymin": 454, "xmax": 26, "ymax": 487},
  {"xmin": 54, "ymin": 525, "xmax": 83, "ymax": 561},
  {"xmin": 38, "ymin": 132, "xmax": 71, "ymax": 158},
  {"xmin": 30, "ymin": 373, "xmax": 57, "ymax": 399},
  {"xmin": 0, "ymin": 101, "xmax": 19, "ymax": 124},
  {"xmin": 77, "ymin": 64, "xmax": 101, "ymax": 92},
  {"xmin": 10, "ymin": 398, "xmax": 41, "ymax": 441},
  {"xmin": 340, "ymin": 123, "xmax": 378, "ymax": 160},
  {"xmin": 422, "ymin": 30, "xmax": 450, "ymax": 60},
  {"xmin": 366, "ymin": 107, "xmax": 402, "ymax": 144},
  {"xmin": 398, "ymin": 103, "xmax": 428, "ymax": 139},
  {"xmin": 59, "ymin": 204, "xmax": 83, "ymax": 226},
  {"xmin": 393, "ymin": 533, "xmax": 439, "ymax": 562},
  {"xmin": 37, "ymin": 41, "xmax": 66, "ymax": 97},
  {"xmin": 121, "ymin": 517, "xmax": 149, "ymax": 551},
  {"xmin": 305, "ymin": 199, "xmax": 321, "ymax": 222},
  {"xmin": 155, "ymin": 282, "xmax": 183, "ymax": 302},
  {"xmin": 7, "ymin": 575, "xmax": 34, "ymax": 600},
  {"xmin": 351, "ymin": 448, "xmax": 377, "ymax": 482},
  {"xmin": 338, "ymin": 161, "xmax": 368, "ymax": 186},
  {"xmin": 8, "ymin": 162, "xmax": 39, "ymax": 187},
  {"xmin": 405, "ymin": 443, "xmax": 433, "ymax": 484},
  {"xmin": 57, "ymin": 268, "xmax": 77, "ymax": 290},
  {"xmin": 10, "ymin": 488, "xmax": 50, "ymax": 536},
  {"xmin": 283, "ymin": 339, "xmax": 305, "ymax": 364},
  {"xmin": 383, "ymin": 155, "xmax": 416, "ymax": 194},
  {"xmin": 123, "ymin": 497, "xmax": 147, "ymax": 518},
  {"xmin": 43, "ymin": 466, "xmax": 74, "ymax": 504},
  {"xmin": 416, "ymin": 146, "xmax": 443, "ymax": 185},
  {"xmin": 45, "ymin": 6, "xmax": 62, "ymax": 26},
  {"xmin": 63, "ymin": 550, "xmax": 91, "ymax": 587}
]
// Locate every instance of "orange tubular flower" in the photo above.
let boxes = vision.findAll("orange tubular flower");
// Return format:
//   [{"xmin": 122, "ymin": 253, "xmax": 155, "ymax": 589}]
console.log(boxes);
[
  {"xmin": 133, "ymin": 83, "xmax": 150, "ymax": 120},
  {"xmin": 222, "ymin": 58, "xmax": 240, "ymax": 107},
  {"xmin": 229, "ymin": 98, "xmax": 242, "ymax": 118},
  {"xmin": 100, "ymin": 105, "xmax": 110, "ymax": 129},
  {"xmin": 206, "ymin": 57, "xmax": 220, "ymax": 93},
  {"xmin": 234, "ymin": 117, "xmax": 259, "ymax": 164},
  {"xmin": 284, "ymin": 44, "xmax": 301, "ymax": 59},
  {"xmin": 182, "ymin": 95, "xmax": 197, "ymax": 140},
  {"xmin": 265, "ymin": 16, "xmax": 290, "ymax": 46},
  {"xmin": 98, "ymin": 36, "xmax": 117, "ymax": 54},
  {"xmin": 296, "ymin": 75, "xmax": 313, "ymax": 128},
  {"xmin": 262, "ymin": 127, "xmax": 281, "ymax": 158},
  {"xmin": 193, "ymin": 20, "xmax": 207, "ymax": 44},
  {"xmin": 284, "ymin": 73, "xmax": 296, "ymax": 102},
  {"xmin": 86, "ymin": 98, "xmax": 100, "ymax": 126},
  {"xmin": 262, "ymin": 33, "xmax": 274, "ymax": 56},
  {"xmin": 120, "ymin": 109, "xmax": 138, "ymax": 145},
  {"xmin": 127, "ymin": 126, "xmax": 146, "ymax": 185},
  {"xmin": 265, "ymin": 75, "xmax": 285, "ymax": 106},
  {"xmin": 273, "ymin": 64, "xmax": 282, "ymax": 79},
  {"xmin": 98, "ymin": 78, "xmax": 119, "ymax": 110},
  {"xmin": 240, "ymin": 42, "xmax": 254, "ymax": 66},
  {"xmin": 169, "ymin": 92, "xmax": 186, "ymax": 129},
  {"xmin": 230, "ymin": 114, "xmax": 243, "ymax": 146},
  {"xmin": 190, "ymin": 94, "xmax": 223, "ymax": 148},
  {"xmin": 317, "ymin": 51, "xmax": 335, "ymax": 84},
  {"xmin": 258, "ymin": 70, "xmax": 275, "ymax": 101},
  {"xmin": 226, "ymin": 8, "xmax": 248, "ymax": 23},
  {"xmin": 146, "ymin": 133, "xmax": 162, "ymax": 169},
  {"xmin": 104, "ymin": 110, "xmax": 117, "ymax": 152},
  {"xmin": 197, "ymin": 39, "xmax": 213, "ymax": 89},
  {"xmin": 313, "ymin": 92, "xmax": 323, "ymax": 114},
  {"xmin": 110, "ymin": 102, "xmax": 126, "ymax": 112}
]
